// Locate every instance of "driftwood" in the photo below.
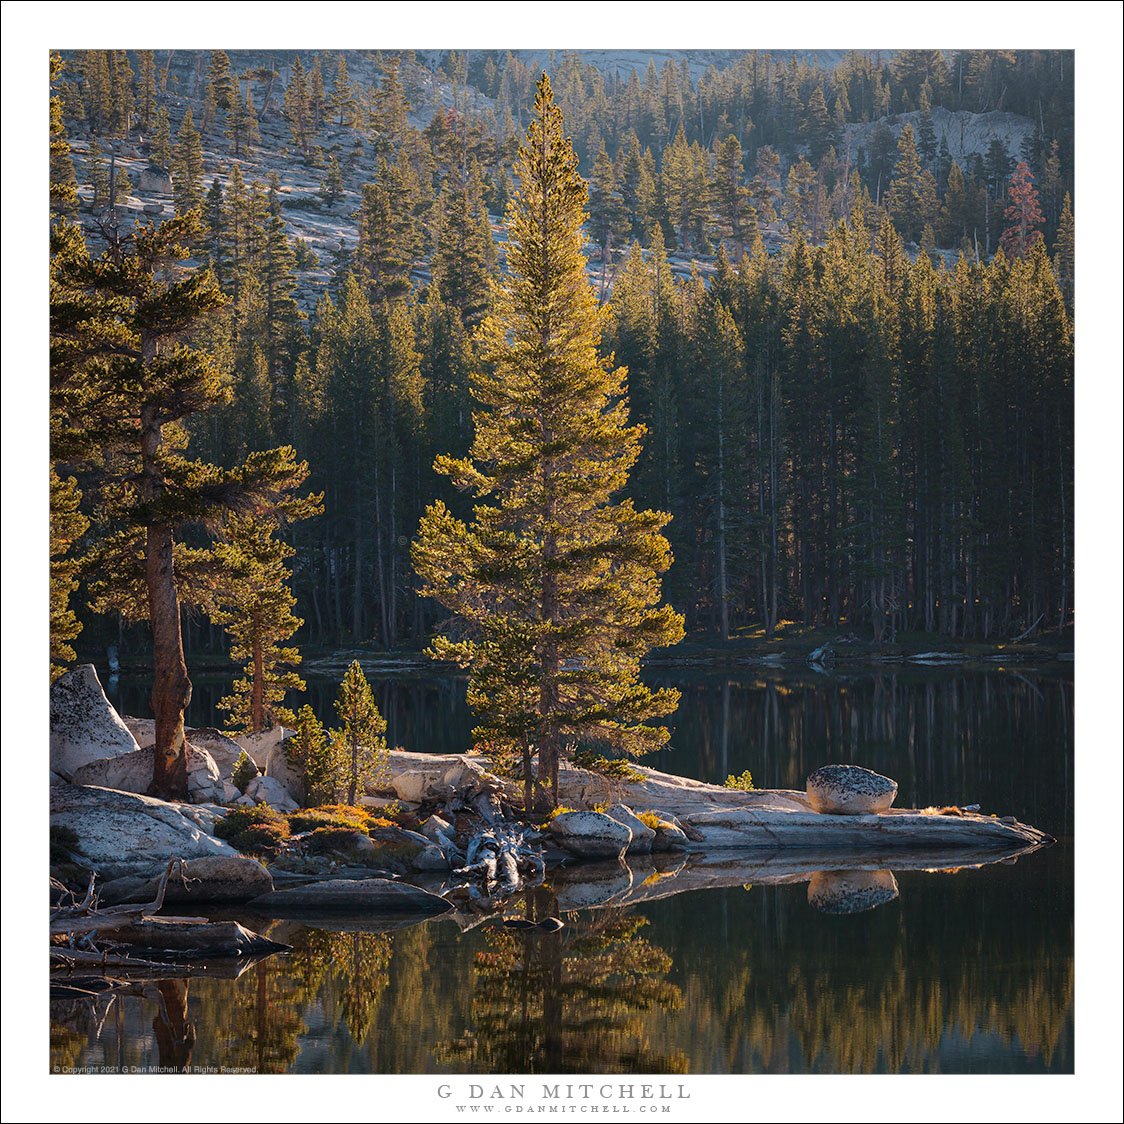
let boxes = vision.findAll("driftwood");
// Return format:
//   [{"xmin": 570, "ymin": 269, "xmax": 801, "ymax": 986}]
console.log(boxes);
[
  {"xmin": 49, "ymin": 858, "xmax": 288, "ymax": 968},
  {"xmin": 1012, "ymin": 613, "xmax": 1046, "ymax": 643},
  {"xmin": 454, "ymin": 821, "xmax": 545, "ymax": 899},
  {"xmin": 51, "ymin": 948, "xmax": 185, "ymax": 972}
]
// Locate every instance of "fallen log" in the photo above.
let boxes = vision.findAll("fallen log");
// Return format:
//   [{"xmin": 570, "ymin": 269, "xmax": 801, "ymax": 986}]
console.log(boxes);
[{"xmin": 48, "ymin": 857, "xmax": 288, "ymax": 967}]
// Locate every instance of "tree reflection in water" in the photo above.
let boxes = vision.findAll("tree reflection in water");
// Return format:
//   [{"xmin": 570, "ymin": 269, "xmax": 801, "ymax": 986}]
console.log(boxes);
[
  {"xmin": 437, "ymin": 888, "xmax": 687, "ymax": 1074},
  {"xmin": 152, "ymin": 980, "xmax": 195, "ymax": 1071}
]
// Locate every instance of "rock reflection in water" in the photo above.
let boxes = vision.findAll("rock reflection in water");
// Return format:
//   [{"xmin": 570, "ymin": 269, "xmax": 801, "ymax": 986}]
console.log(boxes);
[
  {"xmin": 48, "ymin": 842, "xmax": 1072, "ymax": 1075},
  {"xmin": 806, "ymin": 869, "xmax": 899, "ymax": 914}
]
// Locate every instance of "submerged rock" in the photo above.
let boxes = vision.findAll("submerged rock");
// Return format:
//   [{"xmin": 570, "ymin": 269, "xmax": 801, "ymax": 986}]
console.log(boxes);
[
  {"xmin": 50, "ymin": 665, "xmax": 140, "ymax": 780},
  {"xmin": 99, "ymin": 855, "xmax": 274, "ymax": 905},
  {"xmin": 248, "ymin": 877, "xmax": 451, "ymax": 915},
  {"xmin": 806, "ymin": 765, "xmax": 898, "ymax": 815}
]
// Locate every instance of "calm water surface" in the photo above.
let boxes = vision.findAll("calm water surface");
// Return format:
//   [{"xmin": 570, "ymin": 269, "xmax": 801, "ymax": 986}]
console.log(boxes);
[{"xmin": 60, "ymin": 664, "xmax": 1073, "ymax": 1074}]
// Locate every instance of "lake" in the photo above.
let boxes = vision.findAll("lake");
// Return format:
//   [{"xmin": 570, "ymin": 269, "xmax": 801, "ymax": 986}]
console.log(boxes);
[{"xmin": 55, "ymin": 662, "xmax": 1073, "ymax": 1075}]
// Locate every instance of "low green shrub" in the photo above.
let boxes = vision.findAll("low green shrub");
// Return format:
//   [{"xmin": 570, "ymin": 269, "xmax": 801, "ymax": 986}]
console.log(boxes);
[
  {"xmin": 288, "ymin": 805, "xmax": 369, "ymax": 834},
  {"xmin": 215, "ymin": 803, "xmax": 291, "ymax": 855},
  {"xmin": 231, "ymin": 750, "xmax": 258, "ymax": 793},
  {"xmin": 723, "ymin": 770, "xmax": 755, "ymax": 791},
  {"xmin": 215, "ymin": 803, "xmax": 287, "ymax": 838},
  {"xmin": 231, "ymin": 823, "xmax": 289, "ymax": 855},
  {"xmin": 287, "ymin": 802, "xmax": 397, "ymax": 834}
]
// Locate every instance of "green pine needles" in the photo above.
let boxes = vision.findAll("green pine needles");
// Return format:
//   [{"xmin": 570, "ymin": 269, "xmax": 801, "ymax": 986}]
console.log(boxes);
[
  {"xmin": 211, "ymin": 510, "xmax": 321, "ymax": 736},
  {"xmin": 333, "ymin": 660, "xmax": 390, "ymax": 806},
  {"xmin": 286, "ymin": 664, "xmax": 390, "ymax": 807},
  {"xmin": 50, "ymin": 210, "xmax": 319, "ymax": 798},
  {"xmin": 413, "ymin": 74, "xmax": 684, "ymax": 810}
]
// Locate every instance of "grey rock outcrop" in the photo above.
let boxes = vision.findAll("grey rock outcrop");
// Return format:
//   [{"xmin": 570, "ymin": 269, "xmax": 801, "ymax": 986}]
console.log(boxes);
[
  {"xmin": 244, "ymin": 774, "xmax": 299, "ymax": 813},
  {"xmin": 49, "ymin": 784, "xmax": 240, "ymax": 879},
  {"xmin": 390, "ymin": 756, "xmax": 506, "ymax": 804},
  {"xmin": 235, "ymin": 727, "xmax": 301, "ymax": 802},
  {"xmin": 651, "ymin": 818, "xmax": 689, "ymax": 851},
  {"xmin": 421, "ymin": 814, "xmax": 455, "ymax": 845},
  {"xmin": 123, "ymin": 718, "xmax": 244, "ymax": 781},
  {"xmin": 604, "ymin": 804, "xmax": 656, "ymax": 853},
  {"xmin": 392, "ymin": 768, "xmax": 440, "ymax": 804},
  {"xmin": 806, "ymin": 765, "xmax": 898, "ymax": 815},
  {"xmin": 50, "ymin": 665, "xmax": 140, "ymax": 780},
  {"xmin": 546, "ymin": 810, "xmax": 632, "ymax": 860},
  {"xmin": 138, "ymin": 165, "xmax": 172, "ymax": 194},
  {"xmin": 413, "ymin": 844, "xmax": 452, "ymax": 871},
  {"xmin": 181, "ymin": 727, "xmax": 244, "ymax": 778},
  {"xmin": 70, "ymin": 743, "xmax": 225, "ymax": 804},
  {"xmin": 99, "ymin": 855, "xmax": 274, "ymax": 906}
]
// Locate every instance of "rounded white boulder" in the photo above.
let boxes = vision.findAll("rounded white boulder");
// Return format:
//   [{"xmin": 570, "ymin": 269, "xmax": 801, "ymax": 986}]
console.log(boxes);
[{"xmin": 806, "ymin": 765, "xmax": 898, "ymax": 815}]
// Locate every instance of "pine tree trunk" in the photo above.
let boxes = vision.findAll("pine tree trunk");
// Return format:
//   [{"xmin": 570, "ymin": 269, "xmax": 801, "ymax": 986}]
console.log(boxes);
[
  {"xmin": 348, "ymin": 732, "xmax": 358, "ymax": 805},
  {"xmin": 539, "ymin": 557, "xmax": 560, "ymax": 806},
  {"xmin": 141, "ymin": 398, "xmax": 190, "ymax": 801},
  {"xmin": 388, "ymin": 462, "xmax": 398, "ymax": 647},
  {"xmin": 252, "ymin": 630, "xmax": 264, "ymax": 733},
  {"xmin": 147, "ymin": 521, "xmax": 191, "ymax": 799}
]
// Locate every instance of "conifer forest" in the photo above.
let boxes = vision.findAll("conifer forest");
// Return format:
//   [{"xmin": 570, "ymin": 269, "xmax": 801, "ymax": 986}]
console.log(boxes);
[
  {"xmin": 41, "ymin": 38, "xmax": 1087, "ymax": 1093},
  {"xmin": 50, "ymin": 48, "xmax": 1075, "ymax": 682}
]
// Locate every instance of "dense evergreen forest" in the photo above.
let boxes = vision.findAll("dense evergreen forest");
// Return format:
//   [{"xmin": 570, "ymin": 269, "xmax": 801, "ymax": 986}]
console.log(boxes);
[{"xmin": 49, "ymin": 47, "xmax": 1074, "ymax": 674}]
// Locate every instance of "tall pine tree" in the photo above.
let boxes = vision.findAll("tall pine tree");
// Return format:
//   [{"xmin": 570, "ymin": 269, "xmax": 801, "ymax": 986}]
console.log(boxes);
[{"xmin": 412, "ymin": 74, "xmax": 684, "ymax": 809}]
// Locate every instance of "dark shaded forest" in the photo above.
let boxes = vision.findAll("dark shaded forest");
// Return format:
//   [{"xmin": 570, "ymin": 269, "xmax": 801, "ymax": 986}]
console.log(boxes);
[{"xmin": 49, "ymin": 48, "xmax": 1074, "ymax": 663}]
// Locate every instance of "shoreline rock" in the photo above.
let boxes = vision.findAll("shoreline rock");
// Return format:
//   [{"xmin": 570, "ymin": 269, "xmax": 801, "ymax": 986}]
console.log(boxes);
[
  {"xmin": 546, "ymin": 810, "xmax": 633, "ymax": 860},
  {"xmin": 380, "ymin": 749, "xmax": 1051, "ymax": 853},
  {"xmin": 50, "ymin": 666, "xmax": 140, "ymax": 780},
  {"xmin": 49, "ymin": 783, "xmax": 241, "ymax": 879},
  {"xmin": 70, "ymin": 743, "xmax": 225, "ymax": 805}
]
